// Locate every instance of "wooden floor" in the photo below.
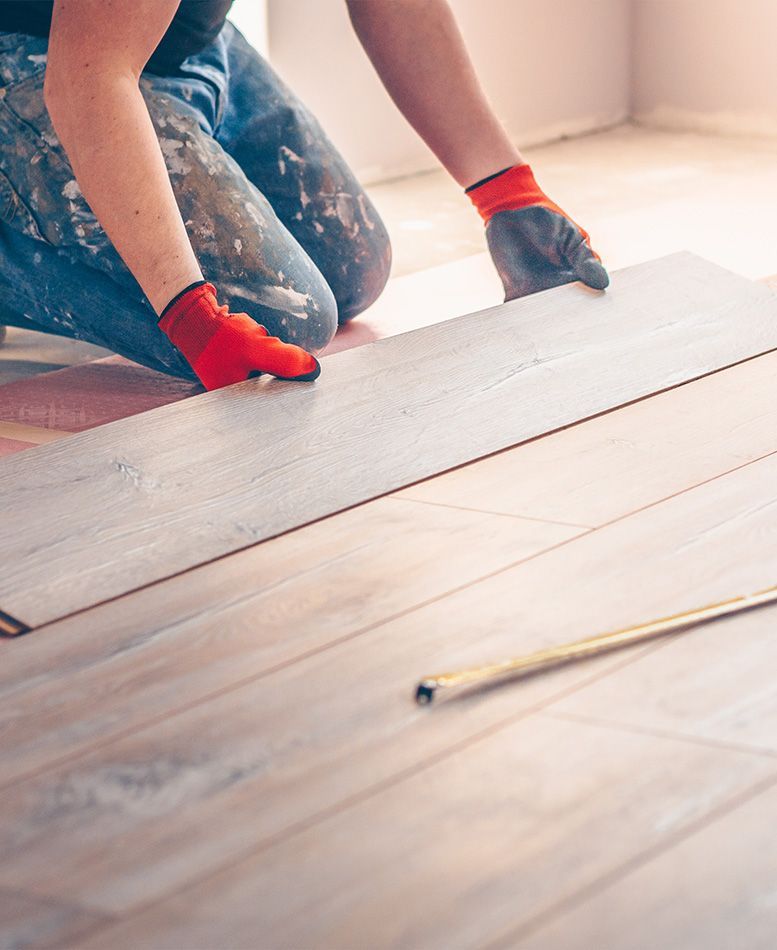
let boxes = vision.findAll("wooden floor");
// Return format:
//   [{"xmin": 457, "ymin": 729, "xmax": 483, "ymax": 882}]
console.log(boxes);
[
  {"xmin": 4, "ymin": 253, "xmax": 777, "ymax": 632},
  {"xmin": 2, "ymin": 265, "xmax": 777, "ymax": 948}
]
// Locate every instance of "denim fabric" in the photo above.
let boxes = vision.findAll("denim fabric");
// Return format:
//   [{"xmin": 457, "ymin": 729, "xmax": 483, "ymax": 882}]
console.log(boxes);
[{"xmin": 0, "ymin": 22, "xmax": 392, "ymax": 378}]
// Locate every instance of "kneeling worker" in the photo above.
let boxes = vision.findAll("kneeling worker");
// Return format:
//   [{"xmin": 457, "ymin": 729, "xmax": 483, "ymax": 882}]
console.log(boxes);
[{"xmin": 0, "ymin": 0, "xmax": 608, "ymax": 389}]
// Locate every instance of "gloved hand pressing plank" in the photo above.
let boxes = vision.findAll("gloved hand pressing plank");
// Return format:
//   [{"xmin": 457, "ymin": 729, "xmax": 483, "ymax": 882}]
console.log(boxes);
[
  {"xmin": 159, "ymin": 281, "xmax": 321, "ymax": 391},
  {"xmin": 466, "ymin": 164, "xmax": 609, "ymax": 301}
]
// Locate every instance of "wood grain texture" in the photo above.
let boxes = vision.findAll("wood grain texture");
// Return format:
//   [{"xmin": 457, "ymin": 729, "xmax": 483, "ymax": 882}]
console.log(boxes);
[
  {"xmin": 3, "ymin": 253, "xmax": 777, "ymax": 628},
  {"xmin": 395, "ymin": 348, "xmax": 777, "ymax": 527},
  {"xmin": 0, "ymin": 499, "xmax": 576, "ymax": 786},
  {"xmin": 0, "ymin": 886, "xmax": 110, "ymax": 949},
  {"xmin": 16, "ymin": 308, "xmax": 777, "ymax": 715},
  {"xmin": 75, "ymin": 717, "xmax": 775, "ymax": 950},
  {"xmin": 551, "ymin": 591, "xmax": 777, "ymax": 753},
  {"xmin": 513, "ymin": 779, "xmax": 777, "ymax": 950},
  {"xmin": 3, "ymin": 450, "xmax": 777, "ymax": 920}
]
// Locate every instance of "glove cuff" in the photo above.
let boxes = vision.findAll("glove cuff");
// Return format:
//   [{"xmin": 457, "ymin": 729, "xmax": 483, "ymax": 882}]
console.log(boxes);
[
  {"xmin": 158, "ymin": 279, "xmax": 209, "ymax": 321},
  {"xmin": 158, "ymin": 281, "xmax": 223, "ymax": 363},
  {"xmin": 465, "ymin": 163, "xmax": 598, "ymax": 262},
  {"xmin": 465, "ymin": 163, "xmax": 549, "ymax": 222}
]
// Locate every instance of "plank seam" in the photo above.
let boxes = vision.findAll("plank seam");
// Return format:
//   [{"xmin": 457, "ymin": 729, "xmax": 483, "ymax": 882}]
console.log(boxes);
[
  {"xmin": 28, "ymin": 642, "xmax": 665, "ymax": 922},
  {"xmin": 0, "ymin": 608, "xmax": 30, "ymax": 638},
  {"xmin": 546, "ymin": 709, "xmax": 777, "ymax": 762},
  {"xmin": 386, "ymin": 495, "xmax": 594, "ymax": 529},
  {"xmin": 487, "ymin": 768, "xmax": 777, "ymax": 948},
  {"xmin": 7, "ymin": 445, "xmax": 777, "ymax": 794},
  {"xmin": 0, "ymin": 526, "xmax": 593, "ymax": 794}
]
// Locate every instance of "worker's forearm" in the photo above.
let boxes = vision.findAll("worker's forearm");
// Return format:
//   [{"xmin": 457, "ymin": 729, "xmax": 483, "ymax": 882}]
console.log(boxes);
[
  {"xmin": 346, "ymin": 0, "xmax": 522, "ymax": 187},
  {"xmin": 45, "ymin": 71, "xmax": 202, "ymax": 314}
]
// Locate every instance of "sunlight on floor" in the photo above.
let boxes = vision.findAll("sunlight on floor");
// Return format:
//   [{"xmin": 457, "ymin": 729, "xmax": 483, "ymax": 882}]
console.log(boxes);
[{"xmin": 370, "ymin": 122, "xmax": 777, "ymax": 280}]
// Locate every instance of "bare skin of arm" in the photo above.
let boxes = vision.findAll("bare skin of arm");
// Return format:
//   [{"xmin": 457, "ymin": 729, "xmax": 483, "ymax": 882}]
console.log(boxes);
[
  {"xmin": 346, "ymin": 0, "xmax": 523, "ymax": 187},
  {"xmin": 44, "ymin": 0, "xmax": 202, "ymax": 314}
]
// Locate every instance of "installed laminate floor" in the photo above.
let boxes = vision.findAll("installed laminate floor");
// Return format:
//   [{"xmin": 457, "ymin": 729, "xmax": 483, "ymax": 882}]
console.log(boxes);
[{"xmin": 2, "ymin": 265, "xmax": 777, "ymax": 946}]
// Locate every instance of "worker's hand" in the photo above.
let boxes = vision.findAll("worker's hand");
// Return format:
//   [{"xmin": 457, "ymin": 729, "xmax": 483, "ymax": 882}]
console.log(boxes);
[
  {"xmin": 467, "ymin": 164, "xmax": 609, "ymax": 301},
  {"xmin": 158, "ymin": 281, "xmax": 321, "ymax": 390}
]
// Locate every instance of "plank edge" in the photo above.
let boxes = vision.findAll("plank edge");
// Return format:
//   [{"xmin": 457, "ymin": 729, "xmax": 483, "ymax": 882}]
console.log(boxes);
[{"xmin": 0, "ymin": 608, "xmax": 31, "ymax": 638}]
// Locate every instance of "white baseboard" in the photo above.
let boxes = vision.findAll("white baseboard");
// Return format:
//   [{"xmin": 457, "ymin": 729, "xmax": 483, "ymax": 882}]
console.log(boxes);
[
  {"xmin": 634, "ymin": 106, "xmax": 777, "ymax": 140},
  {"xmin": 357, "ymin": 112, "xmax": 631, "ymax": 187}
]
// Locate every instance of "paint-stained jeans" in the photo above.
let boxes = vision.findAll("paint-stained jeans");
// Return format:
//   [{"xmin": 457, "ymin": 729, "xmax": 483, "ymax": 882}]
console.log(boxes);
[{"xmin": 0, "ymin": 22, "xmax": 392, "ymax": 378}]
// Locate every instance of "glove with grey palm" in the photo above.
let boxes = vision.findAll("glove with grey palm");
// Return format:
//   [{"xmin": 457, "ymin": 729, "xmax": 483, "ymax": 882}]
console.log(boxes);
[{"xmin": 467, "ymin": 163, "xmax": 609, "ymax": 301}]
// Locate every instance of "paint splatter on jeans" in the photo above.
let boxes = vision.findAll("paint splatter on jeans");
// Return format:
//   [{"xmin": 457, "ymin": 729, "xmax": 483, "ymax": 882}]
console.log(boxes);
[{"xmin": 0, "ymin": 22, "xmax": 392, "ymax": 378}]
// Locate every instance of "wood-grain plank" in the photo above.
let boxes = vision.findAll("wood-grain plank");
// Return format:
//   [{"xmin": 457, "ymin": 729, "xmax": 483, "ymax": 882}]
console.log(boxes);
[
  {"xmin": 0, "ymin": 499, "xmax": 577, "ymax": 785},
  {"xmin": 394, "ymin": 347, "xmax": 777, "ymax": 526},
  {"xmin": 3, "ymin": 253, "xmax": 777, "ymax": 628},
  {"xmin": 14, "ymin": 315, "xmax": 777, "ymax": 713},
  {"xmin": 550, "ymin": 590, "xmax": 777, "ymax": 754},
  {"xmin": 511, "ymin": 779, "xmax": 777, "ymax": 950},
  {"xmin": 3, "ymin": 450, "xmax": 776, "ymax": 918},
  {"xmin": 5, "ymin": 319, "xmax": 775, "ymax": 763},
  {"xmin": 75, "ymin": 717, "xmax": 776, "ymax": 950}
]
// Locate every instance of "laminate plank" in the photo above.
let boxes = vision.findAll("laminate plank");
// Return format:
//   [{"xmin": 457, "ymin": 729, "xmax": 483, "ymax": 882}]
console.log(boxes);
[
  {"xmin": 549, "ymin": 590, "xmax": 777, "ymax": 754},
  {"xmin": 511, "ymin": 780, "xmax": 777, "ymax": 950},
  {"xmin": 394, "ymin": 347, "xmax": 777, "ymax": 526},
  {"xmin": 3, "ymin": 451, "xmax": 776, "ymax": 917},
  {"xmin": 75, "ymin": 717, "xmax": 775, "ymax": 950},
  {"xmin": 3, "ymin": 253, "xmax": 777, "ymax": 627},
  {"xmin": 0, "ymin": 499, "xmax": 577, "ymax": 785},
  {"xmin": 0, "ymin": 886, "xmax": 110, "ymax": 949},
  {"xmin": 15, "ymin": 301, "xmax": 777, "ymax": 709},
  {"xmin": 6, "ymin": 309, "xmax": 776, "ymax": 737}
]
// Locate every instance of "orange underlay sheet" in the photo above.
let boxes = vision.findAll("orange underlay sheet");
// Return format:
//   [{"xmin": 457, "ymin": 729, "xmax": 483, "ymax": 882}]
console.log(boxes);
[
  {"xmin": 0, "ymin": 356, "xmax": 198, "ymax": 435},
  {"xmin": 0, "ymin": 436, "xmax": 35, "ymax": 458}
]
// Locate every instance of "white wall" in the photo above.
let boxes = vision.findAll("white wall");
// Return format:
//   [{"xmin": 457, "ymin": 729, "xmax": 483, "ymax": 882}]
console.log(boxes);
[
  {"xmin": 231, "ymin": 2, "xmax": 777, "ymax": 184},
  {"xmin": 229, "ymin": 0, "xmax": 269, "ymax": 57},
  {"xmin": 265, "ymin": 0, "xmax": 631, "ymax": 183},
  {"xmin": 633, "ymin": 0, "xmax": 777, "ymax": 136}
]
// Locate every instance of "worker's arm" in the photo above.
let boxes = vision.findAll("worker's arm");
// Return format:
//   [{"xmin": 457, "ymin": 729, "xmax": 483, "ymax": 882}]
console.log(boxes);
[
  {"xmin": 44, "ymin": 0, "xmax": 319, "ymax": 387},
  {"xmin": 346, "ymin": 0, "xmax": 519, "ymax": 187},
  {"xmin": 45, "ymin": 0, "xmax": 201, "ymax": 314},
  {"xmin": 346, "ymin": 0, "xmax": 608, "ymax": 299}
]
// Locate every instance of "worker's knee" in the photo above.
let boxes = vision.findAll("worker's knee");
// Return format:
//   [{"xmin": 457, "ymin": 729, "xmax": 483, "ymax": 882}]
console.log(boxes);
[
  {"xmin": 148, "ymin": 113, "xmax": 339, "ymax": 352},
  {"xmin": 212, "ymin": 246, "xmax": 339, "ymax": 355},
  {"xmin": 266, "ymin": 127, "xmax": 394, "ymax": 323},
  {"xmin": 195, "ymin": 217, "xmax": 340, "ymax": 354},
  {"xmin": 335, "ymin": 219, "xmax": 392, "ymax": 324}
]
